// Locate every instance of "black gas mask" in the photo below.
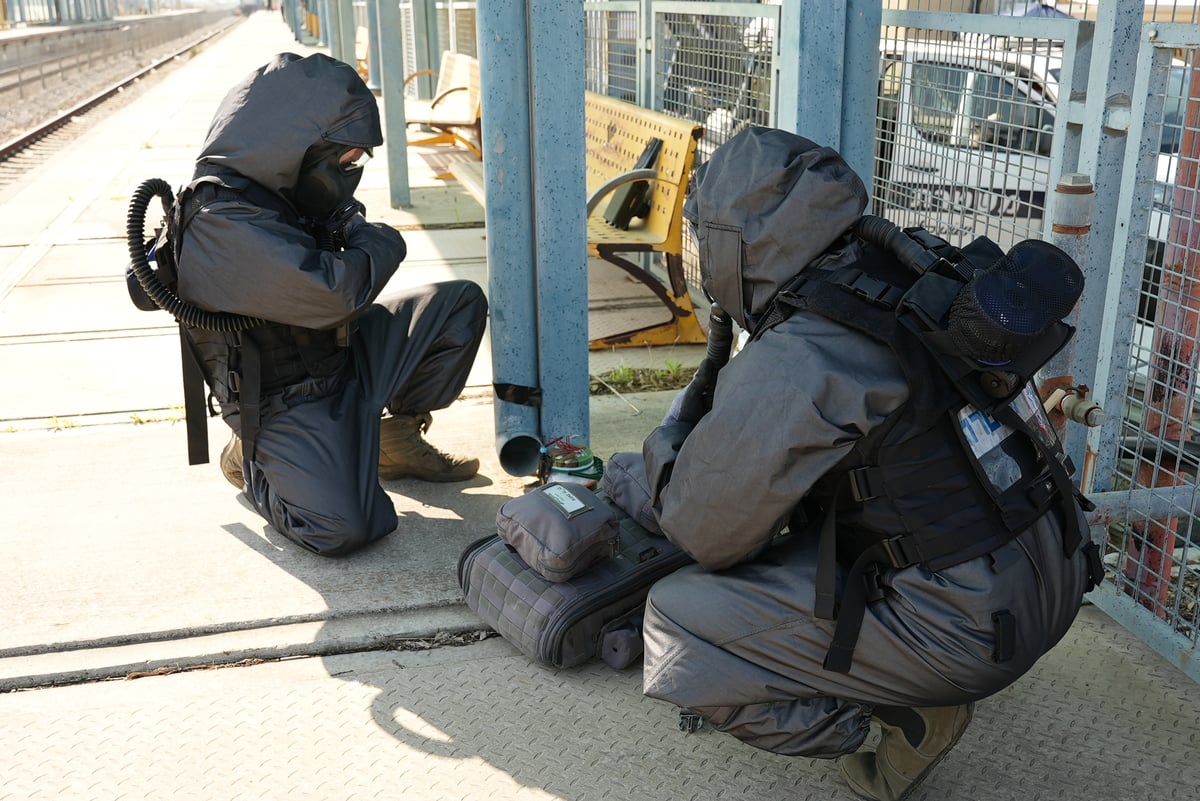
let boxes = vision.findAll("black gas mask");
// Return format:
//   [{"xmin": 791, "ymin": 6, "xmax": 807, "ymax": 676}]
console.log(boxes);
[{"xmin": 291, "ymin": 141, "xmax": 369, "ymax": 221}]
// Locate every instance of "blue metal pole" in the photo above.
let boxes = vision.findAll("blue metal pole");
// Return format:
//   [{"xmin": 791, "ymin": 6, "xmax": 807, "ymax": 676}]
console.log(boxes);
[
  {"xmin": 375, "ymin": 0, "xmax": 411, "ymax": 208},
  {"xmin": 529, "ymin": 0, "xmax": 589, "ymax": 456},
  {"xmin": 335, "ymin": 0, "xmax": 357, "ymax": 67},
  {"xmin": 327, "ymin": 0, "xmax": 344, "ymax": 61},
  {"xmin": 841, "ymin": 0, "xmax": 882, "ymax": 199},
  {"xmin": 288, "ymin": 0, "xmax": 304, "ymax": 42},
  {"xmin": 478, "ymin": 0, "xmax": 542, "ymax": 476},
  {"xmin": 776, "ymin": 0, "xmax": 844, "ymax": 149},
  {"xmin": 412, "ymin": 0, "xmax": 439, "ymax": 98},
  {"xmin": 638, "ymin": 0, "xmax": 652, "ymax": 107},
  {"xmin": 317, "ymin": 0, "xmax": 329, "ymax": 48},
  {"xmin": 776, "ymin": 0, "xmax": 876, "ymax": 197},
  {"xmin": 365, "ymin": 0, "xmax": 380, "ymax": 90}
]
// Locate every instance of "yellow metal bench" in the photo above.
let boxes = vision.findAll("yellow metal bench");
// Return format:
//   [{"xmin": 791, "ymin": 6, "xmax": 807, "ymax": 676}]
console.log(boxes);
[
  {"xmin": 584, "ymin": 91, "xmax": 705, "ymax": 349},
  {"xmin": 450, "ymin": 93, "xmax": 706, "ymax": 350},
  {"xmin": 404, "ymin": 51, "xmax": 482, "ymax": 159}
]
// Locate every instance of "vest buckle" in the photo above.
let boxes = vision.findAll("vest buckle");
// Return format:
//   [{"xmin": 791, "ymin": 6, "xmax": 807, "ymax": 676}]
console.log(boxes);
[
  {"xmin": 879, "ymin": 534, "xmax": 920, "ymax": 569},
  {"xmin": 848, "ymin": 466, "xmax": 883, "ymax": 502}
]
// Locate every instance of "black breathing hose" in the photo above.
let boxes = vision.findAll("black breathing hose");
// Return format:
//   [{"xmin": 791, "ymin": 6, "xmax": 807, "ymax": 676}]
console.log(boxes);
[
  {"xmin": 705, "ymin": 302, "xmax": 735, "ymax": 370},
  {"xmin": 853, "ymin": 214, "xmax": 938, "ymax": 277},
  {"xmin": 126, "ymin": 177, "xmax": 266, "ymax": 333}
]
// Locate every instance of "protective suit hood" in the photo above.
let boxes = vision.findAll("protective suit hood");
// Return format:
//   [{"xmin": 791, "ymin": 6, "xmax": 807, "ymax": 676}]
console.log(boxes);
[
  {"xmin": 194, "ymin": 52, "xmax": 382, "ymax": 200},
  {"xmin": 683, "ymin": 127, "xmax": 868, "ymax": 331}
]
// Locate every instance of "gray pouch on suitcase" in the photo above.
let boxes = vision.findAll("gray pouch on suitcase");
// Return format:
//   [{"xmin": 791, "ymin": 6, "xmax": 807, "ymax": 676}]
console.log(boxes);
[{"xmin": 496, "ymin": 483, "xmax": 619, "ymax": 582}]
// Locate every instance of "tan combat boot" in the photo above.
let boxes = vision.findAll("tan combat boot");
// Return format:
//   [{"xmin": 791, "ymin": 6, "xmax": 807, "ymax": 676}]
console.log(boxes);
[
  {"xmin": 838, "ymin": 703, "xmax": 975, "ymax": 801},
  {"xmin": 220, "ymin": 432, "xmax": 244, "ymax": 489},
  {"xmin": 379, "ymin": 412, "xmax": 479, "ymax": 482}
]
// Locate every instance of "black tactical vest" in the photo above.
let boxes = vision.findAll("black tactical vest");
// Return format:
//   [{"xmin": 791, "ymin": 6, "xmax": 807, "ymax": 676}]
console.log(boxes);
[
  {"xmin": 166, "ymin": 175, "xmax": 348, "ymax": 462},
  {"xmin": 754, "ymin": 236, "xmax": 1098, "ymax": 673}
]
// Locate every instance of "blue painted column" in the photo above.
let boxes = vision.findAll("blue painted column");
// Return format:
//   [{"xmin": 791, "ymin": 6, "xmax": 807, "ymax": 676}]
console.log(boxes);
[
  {"xmin": 288, "ymin": 0, "xmax": 305, "ymax": 43},
  {"xmin": 412, "ymin": 0, "xmax": 440, "ymax": 99},
  {"xmin": 333, "ymin": 0, "xmax": 357, "ymax": 67},
  {"xmin": 776, "ymin": 0, "xmax": 879, "ymax": 193},
  {"xmin": 478, "ymin": 0, "xmax": 589, "ymax": 475},
  {"xmin": 376, "ymin": 0, "xmax": 411, "ymax": 208},
  {"xmin": 530, "ymin": 0, "xmax": 589, "ymax": 459},
  {"xmin": 326, "ymin": 0, "xmax": 345, "ymax": 61},
  {"xmin": 365, "ymin": 0, "xmax": 381, "ymax": 90},
  {"xmin": 840, "ymin": 0, "xmax": 882, "ymax": 199},
  {"xmin": 637, "ymin": 0, "xmax": 653, "ymax": 107},
  {"xmin": 316, "ymin": 0, "xmax": 329, "ymax": 48}
]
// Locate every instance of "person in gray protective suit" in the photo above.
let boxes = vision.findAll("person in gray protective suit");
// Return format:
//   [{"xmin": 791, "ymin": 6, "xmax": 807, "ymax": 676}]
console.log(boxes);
[
  {"xmin": 175, "ymin": 53, "xmax": 488, "ymax": 556},
  {"xmin": 601, "ymin": 127, "xmax": 1102, "ymax": 800}
]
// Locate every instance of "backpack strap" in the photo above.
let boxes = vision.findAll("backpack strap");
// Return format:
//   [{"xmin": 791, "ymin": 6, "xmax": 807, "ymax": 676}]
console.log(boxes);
[{"xmin": 179, "ymin": 324, "xmax": 211, "ymax": 466}]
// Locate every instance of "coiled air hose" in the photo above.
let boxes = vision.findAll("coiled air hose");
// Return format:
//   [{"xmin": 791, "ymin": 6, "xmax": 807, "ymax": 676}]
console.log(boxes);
[{"xmin": 126, "ymin": 177, "xmax": 266, "ymax": 333}]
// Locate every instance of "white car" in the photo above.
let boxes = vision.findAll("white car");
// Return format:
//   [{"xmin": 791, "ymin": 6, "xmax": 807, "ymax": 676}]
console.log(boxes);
[{"xmin": 874, "ymin": 40, "xmax": 1183, "ymax": 258}]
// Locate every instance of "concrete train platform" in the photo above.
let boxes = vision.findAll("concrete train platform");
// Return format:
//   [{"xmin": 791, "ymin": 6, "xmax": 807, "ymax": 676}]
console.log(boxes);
[{"xmin": 0, "ymin": 10, "xmax": 1195, "ymax": 801}]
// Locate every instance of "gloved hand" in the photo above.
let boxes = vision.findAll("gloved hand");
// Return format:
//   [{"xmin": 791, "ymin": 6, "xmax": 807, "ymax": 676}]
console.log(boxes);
[
  {"xmin": 324, "ymin": 199, "xmax": 366, "ymax": 239},
  {"xmin": 662, "ymin": 305, "xmax": 734, "ymax": 427},
  {"xmin": 663, "ymin": 358, "xmax": 720, "ymax": 427}
]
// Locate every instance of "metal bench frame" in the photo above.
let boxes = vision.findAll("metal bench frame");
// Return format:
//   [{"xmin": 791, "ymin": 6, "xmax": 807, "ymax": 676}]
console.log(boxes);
[{"xmin": 404, "ymin": 51, "xmax": 482, "ymax": 159}]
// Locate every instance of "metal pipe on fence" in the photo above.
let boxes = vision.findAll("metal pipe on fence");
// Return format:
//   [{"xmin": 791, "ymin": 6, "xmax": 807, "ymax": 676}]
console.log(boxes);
[
  {"xmin": 1045, "ymin": 173, "xmax": 1097, "ymax": 480},
  {"xmin": 1087, "ymin": 484, "xmax": 1200, "ymax": 528}
]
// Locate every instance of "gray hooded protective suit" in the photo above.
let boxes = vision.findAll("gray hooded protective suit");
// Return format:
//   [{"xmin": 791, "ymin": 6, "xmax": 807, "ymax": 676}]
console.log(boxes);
[
  {"xmin": 606, "ymin": 127, "xmax": 1089, "ymax": 757},
  {"xmin": 177, "ymin": 53, "xmax": 487, "ymax": 556}
]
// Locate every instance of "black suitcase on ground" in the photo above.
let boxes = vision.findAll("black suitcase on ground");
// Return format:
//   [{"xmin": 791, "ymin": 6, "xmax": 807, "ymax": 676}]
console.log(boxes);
[{"xmin": 457, "ymin": 497, "xmax": 692, "ymax": 669}]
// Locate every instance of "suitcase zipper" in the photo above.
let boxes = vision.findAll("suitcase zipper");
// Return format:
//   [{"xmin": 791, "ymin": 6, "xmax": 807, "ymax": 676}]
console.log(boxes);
[
  {"xmin": 456, "ymin": 533, "xmax": 496, "ymax": 591},
  {"xmin": 539, "ymin": 548, "xmax": 692, "ymax": 666}
]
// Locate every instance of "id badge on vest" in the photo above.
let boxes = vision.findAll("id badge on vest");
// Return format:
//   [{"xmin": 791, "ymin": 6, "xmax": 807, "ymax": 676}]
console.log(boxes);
[{"xmin": 956, "ymin": 383, "xmax": 1059, "ymax": 495}]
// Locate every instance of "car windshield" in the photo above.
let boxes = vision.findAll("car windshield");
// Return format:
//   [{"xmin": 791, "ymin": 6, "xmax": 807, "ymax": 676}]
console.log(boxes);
[
  {"xmin": 908, "ymin": 59, "xmax": 1051, "ymax": 155},
  {"xmin": 1162, "ymin": 65, "xmax": 1188, "ymax": 154}
]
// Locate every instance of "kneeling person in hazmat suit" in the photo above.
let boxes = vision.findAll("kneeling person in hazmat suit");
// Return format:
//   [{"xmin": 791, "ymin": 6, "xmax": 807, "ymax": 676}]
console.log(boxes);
[
  {"xmin": 602, "ymin": 127, "xmax": 1103, "ymax": 800},
  {"xmin": 175, "ymin": 53, "xmax": 487, "ymax": 556}
]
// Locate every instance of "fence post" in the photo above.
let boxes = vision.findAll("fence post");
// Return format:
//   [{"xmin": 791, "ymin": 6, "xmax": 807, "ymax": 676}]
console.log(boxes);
[
  {"xmin": 334, "ymin": 0, "xmax": 357, "ymax": 67},
  {"xmin": 411, "ymin": 0, "xmax": 439, "ymax": 99},
  {"xmin": 375, "ymin": 0, "xmax": 411, "ymax": 208},
  {"xmin": 365, "ymin": 0, "xmax": 380, "ymax": 89},
  {"xmin": 638, "ymin": 0, "xmax": 652, "ymax": 108}
]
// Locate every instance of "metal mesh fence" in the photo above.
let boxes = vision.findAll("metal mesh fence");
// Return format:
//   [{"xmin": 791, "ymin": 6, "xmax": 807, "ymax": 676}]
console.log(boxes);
[
  {"xmin": 873, "ymin": 25, "xmax": 1062, "ymax": 250},
  {"xmin": 444, "ymin": 1, "xmax": 477, "ymax": 58},
  {"xmin": 651, "ymin": 7, "xmax": 778, "ymax": 291},
  {"xmin": 584, "ymin": 3, "xmax": 638, "ymax": 103},
  {"xmin": 891, "ymin": 1, "xmax": 1200, "ymax": 24},
  {"xmin": 387, "ymin": 1, "xmax": 477, "ymax": 99},
  {"xmin": 1107, "ymin": 47, "xmax": 1200, "ymax": 644}
]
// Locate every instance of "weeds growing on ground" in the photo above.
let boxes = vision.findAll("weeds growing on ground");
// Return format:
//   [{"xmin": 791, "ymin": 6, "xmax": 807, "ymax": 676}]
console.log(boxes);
[{"xmin": 590, "ymin": 361, "xmax": 696, "ymax": 395}]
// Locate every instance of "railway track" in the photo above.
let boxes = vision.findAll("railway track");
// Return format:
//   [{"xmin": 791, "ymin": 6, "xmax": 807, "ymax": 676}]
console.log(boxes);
[{"xmin": 0, "ymin": 18, "xmax": 241, "ymax": 193}]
